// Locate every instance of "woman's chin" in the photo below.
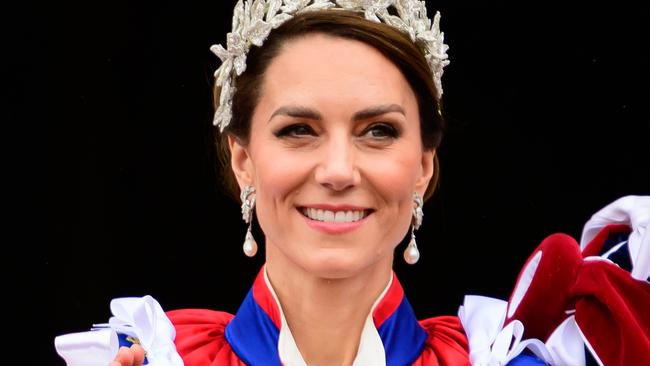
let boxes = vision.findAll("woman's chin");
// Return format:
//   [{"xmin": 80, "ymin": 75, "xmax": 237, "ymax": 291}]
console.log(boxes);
[{"xmin": 299, "ymin": 249, "xmax": 385, "ymax": 279}]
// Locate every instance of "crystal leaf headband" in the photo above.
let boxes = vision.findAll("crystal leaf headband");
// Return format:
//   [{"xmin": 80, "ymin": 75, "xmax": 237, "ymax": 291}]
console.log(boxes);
[{"xmin": 210, "ymin": 0, "xmax": 450, "ymax": 132}]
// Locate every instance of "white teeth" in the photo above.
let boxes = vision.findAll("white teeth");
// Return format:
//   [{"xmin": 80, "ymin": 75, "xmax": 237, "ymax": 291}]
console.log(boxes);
[
  {"xmin": 345, "ymin": 211, "xmax": 353, "ymax": 222},
  {"xmin": 324, "ymin": 210, "xmax": 335, "ymax": 222},
  {"xmin": 302, "ymin": 208, "xmax": 369, "ymax": 223},
  {"xmin": 334, "ymin": 211, "xmax": 345, "ymax": 222}
]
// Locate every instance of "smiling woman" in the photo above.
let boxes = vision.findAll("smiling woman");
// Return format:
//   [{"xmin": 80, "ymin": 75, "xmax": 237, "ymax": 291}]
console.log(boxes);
[
  {"xmin": 52, "ymin": 1, "xmax": 650, "ymax": 366},
  {"xmin": 230, "ymin": 32, "xmax": 434, "ymax": 282}
]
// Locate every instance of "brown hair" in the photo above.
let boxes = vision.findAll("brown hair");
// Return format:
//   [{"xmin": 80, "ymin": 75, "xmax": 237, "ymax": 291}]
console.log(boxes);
[{"xmin": 215, "ymin": 9, "xmax": 445, "ymax": 202}]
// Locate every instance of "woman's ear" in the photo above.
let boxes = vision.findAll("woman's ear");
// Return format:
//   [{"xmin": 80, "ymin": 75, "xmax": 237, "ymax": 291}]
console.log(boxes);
[
  {"xmin": 228, "ymin": 135, "xmax": 255, "ymax": 189},
  {"xmin": 415, "ymin": 149, "xmax": 435, "ymax": 197}
]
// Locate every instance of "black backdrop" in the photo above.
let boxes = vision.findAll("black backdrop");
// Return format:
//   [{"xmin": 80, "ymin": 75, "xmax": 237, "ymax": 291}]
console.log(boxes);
[{"xmin": 29, "ymin": 0, "xmax": 650, "ymax": 364}]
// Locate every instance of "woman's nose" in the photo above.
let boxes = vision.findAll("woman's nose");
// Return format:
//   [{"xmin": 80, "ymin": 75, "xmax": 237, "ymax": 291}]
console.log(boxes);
[{"xmin": 314, "ymin": 137, "xmax": 361, "ymax": 192}]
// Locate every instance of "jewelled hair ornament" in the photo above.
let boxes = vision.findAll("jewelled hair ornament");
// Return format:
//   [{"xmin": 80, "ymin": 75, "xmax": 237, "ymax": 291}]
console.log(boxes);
[{"xmin": 210, "ymin": 0, "xmax": 450, "ymax": 132}]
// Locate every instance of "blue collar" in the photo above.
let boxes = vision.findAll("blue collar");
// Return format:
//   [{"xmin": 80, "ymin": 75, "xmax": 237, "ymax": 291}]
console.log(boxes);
[{"xmin": 225, "ymin": 267, "xmax": 427, "ymax": 365}]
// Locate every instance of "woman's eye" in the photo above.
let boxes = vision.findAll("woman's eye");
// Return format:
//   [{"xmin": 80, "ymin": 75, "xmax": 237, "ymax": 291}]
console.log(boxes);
[
  {"xmin": 274, "ymin": 124, "xmax": 316, "ymax": 138},
  {"xmin": 362, "ymin": 123, "xmax": 399, "ymax": 139}
]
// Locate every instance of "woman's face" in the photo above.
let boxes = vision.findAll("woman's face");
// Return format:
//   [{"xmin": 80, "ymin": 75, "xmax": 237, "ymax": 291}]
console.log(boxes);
[{"xmin": 230, "ymin": 33, "xmax": 434, "ymax": 279}]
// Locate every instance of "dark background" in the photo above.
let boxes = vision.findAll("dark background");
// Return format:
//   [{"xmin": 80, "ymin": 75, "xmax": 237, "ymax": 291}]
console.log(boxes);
[{"xmin": 17, "ymin": 0, "xmax": 649, "ymax": 364}]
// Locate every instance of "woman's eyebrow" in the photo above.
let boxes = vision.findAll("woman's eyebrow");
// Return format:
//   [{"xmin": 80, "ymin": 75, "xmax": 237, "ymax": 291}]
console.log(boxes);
[
  {"xmin": 269, "ymin": 105, "xmax": 321, "ymax": 122},
  {"xmin": 268, "ymin": 104, "xmax": 405, "ymax": 123},
  {"xmin": 353, "ymin": 104, "xmax": 405, "ymax": 120}
]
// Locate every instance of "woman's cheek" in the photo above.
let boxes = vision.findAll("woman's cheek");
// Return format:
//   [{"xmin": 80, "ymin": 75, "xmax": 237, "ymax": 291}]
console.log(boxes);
[
  {"xmin": 364, "ymin": 151, "xmax": 420, "ymax": 198},
  {"xmin": 254, "ymin": 148, "xmax": 313, "ymax": 198}
]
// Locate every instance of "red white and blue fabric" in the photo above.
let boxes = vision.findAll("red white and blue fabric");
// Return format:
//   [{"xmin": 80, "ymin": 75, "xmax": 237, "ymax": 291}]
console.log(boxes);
[
  {"xmin": 168, "ymin": 267, "xmax": 471, "ymax": 366},
  {"xmin": 54, "ymin": 196, "xmax": 650, "ymax": 366}
]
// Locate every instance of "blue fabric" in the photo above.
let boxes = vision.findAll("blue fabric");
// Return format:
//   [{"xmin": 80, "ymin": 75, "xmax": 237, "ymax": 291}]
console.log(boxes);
[
  {"xmin": 377, "ymin": 296, "xmax": 428, "ymax": 366},
  {"xmin": 599, "ymin": 230, "xmax": 633, "ymax": 272},
  {"xmin": 506, "ymin": 353, "xmax": 547, "ymax": 365},
  {"xmin": 584, "ymin": 344, "xmax": 599, "ymax": 366},
  {"xmin": 225, "ymin": 289, "xmax": 282, "ymax": 366}
]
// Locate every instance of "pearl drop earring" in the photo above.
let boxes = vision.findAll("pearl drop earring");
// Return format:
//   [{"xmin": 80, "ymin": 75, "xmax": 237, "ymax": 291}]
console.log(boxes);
[
  {"xmin": 241, "ymin": 186, "xmax": 257, "ymax": 257},
  {"xmin": 404, "ymin": 192, "xmax": 424, "ymax": 264}
]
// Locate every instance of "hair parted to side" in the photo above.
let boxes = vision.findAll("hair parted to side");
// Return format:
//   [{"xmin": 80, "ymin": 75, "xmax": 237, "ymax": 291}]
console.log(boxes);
[{"xmin": 214, "ymin": 10, "xmax": 445, "ymax": 203}]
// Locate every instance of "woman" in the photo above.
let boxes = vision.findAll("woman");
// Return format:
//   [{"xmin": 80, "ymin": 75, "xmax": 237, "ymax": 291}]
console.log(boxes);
[
  {"xmin": 56, "ymin": 1, "xmax": 650, "ymax": 365},
  {"xmin": 174, "ymin": 5, "xmax": 464, "ymax": 365}
]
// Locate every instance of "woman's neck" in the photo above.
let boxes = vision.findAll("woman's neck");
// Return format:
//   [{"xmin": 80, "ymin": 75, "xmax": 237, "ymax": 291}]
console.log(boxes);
[{"xmin": 265, "ymin": 245, "xmax": 393, "ymax": 366}]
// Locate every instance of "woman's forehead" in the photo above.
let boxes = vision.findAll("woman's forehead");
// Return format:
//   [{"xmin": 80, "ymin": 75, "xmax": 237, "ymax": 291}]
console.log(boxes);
[{"xmin": 259, "ymin": 34, "xmax": 417, "ymax": 112}]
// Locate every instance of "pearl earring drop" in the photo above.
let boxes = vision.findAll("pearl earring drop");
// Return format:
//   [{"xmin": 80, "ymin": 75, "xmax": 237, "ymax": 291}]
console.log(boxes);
[
  {"xmin": 403, "ymin": 229, "xmax": 420, "ymax": 264},
  {"xmin": 404, "ymin": 192, "xmax": 424, "ymax": 265},
  {"xmin": 241, "ymin": 186, "xmax": 257, "ymax": 257},
  {"xmin": 243, "ymin": 227, "xmax": 257, "ymax": 257}
]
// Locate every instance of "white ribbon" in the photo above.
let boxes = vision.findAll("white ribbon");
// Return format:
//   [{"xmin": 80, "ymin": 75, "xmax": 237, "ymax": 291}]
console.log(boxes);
[
  {"xmin": 544, "ymin": 316, "xmax": 588, "ymax": 366},
  {"xmin": 489, "ymin": 320, "xmax": 524, "ymax": 364},
  {"xmin": 458, "ymin": 295, "xmax": 556, "ymax": 366},
  {"xmin": 55, "ymin": 329, "xmax": 119, "ymax": 366},
  {"xmin": 458, "ymin": 295, "xmax": 507, "ymax": 365},
  {"xmin": 579, "ymin": 195, "xmax": 650, "ymax": 281},
  {"xmin": 55, "ymin": 295, "xmax": 184, "ymax": 366}
]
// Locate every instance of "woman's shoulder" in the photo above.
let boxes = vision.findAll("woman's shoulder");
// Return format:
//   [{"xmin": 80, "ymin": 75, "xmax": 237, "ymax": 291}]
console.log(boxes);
[
  {"xmin": 415, "ymin": 315, "xmax": 472, "ymax": 366},
  {"xmin": 165, "ymin": 308, "xmax": 245, "ymax": 366},
  {"xmin": 167, "ymin": 308, "xmax": 234, "ymax": 328}
]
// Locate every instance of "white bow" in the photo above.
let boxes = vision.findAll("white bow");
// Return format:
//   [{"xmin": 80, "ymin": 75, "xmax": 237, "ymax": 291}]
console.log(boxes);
[
  {"xmin": 55, "ymin": 295, "xmax": 184, "ymax": 366},
  {"xmin": 458, "ymin": 263, "xmax": 599, "ymax": 366},
  {"xmin": 459, "ymin": 295, "xmax": 563, "ymax": 366}
]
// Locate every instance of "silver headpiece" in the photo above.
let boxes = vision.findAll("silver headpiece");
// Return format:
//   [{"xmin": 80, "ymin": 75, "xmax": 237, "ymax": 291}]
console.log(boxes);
[{"xmin": 210, "ymin": 0, "xmax": 450, "ymax": 132}]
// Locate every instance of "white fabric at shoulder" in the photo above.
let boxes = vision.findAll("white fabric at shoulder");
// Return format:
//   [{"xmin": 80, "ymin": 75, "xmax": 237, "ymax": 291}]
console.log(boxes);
[
  {"xmin": 458, "ymin": 295, "xmax": 586, "ymax": 366},
  {"xmin": 55, "ymin": 295, "xmax": 184, "ymax": 366},
  {"xmin": 579, "ymin": 195, "xmax": 650, "ymax": 280},
  {"xmin": 458, "ymin": 295, "xmax": 555, "ymax": 366}
]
